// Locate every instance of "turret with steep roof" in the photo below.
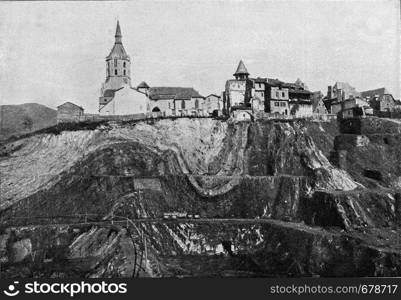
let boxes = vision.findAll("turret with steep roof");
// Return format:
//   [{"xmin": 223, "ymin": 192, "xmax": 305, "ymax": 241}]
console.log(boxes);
[{"xmin": 233, "ymin": 60, "xmax": 249, "ymax": 80}]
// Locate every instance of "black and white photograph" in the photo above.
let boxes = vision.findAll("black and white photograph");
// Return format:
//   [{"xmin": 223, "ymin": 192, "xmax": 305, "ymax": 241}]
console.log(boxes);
[{"xmin": 0, "ymin": 0, "xmax": 400, "ymax": 298}]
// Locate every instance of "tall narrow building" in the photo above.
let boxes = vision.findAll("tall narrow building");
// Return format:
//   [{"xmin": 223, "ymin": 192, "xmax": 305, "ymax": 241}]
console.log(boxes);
[
  {"xmin": 105, "ymin": 21, "xmax": 131, "ymax": 89},
  {"xmin": 224, "ymin": 60, "xmax": 253, "ymax": 112},
  {"xmin": 99, "ymin": 21, "xmax": 148, "ymax": 115},
  {"xmin": 99, "ymin": 21, "xmax": 132, "ymax": 112}
]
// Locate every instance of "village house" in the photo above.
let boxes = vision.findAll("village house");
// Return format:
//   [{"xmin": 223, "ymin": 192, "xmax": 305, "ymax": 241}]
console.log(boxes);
[
  {"xmin": 325, "ymin": 81, "xmax": 361, "ymax": 113},
  {"xmin": 327, "ymin": 82, "xmax": 360, "ymax": 102},
  {"xmin": 311, "ymin": 91, "xmax": 328, "ymax": 114},
  {"xmin": 265, "ymin": 79, "xmax": 290, "ymax": 115},
  {"xmin": 250, "ymin": 78, "xmax": 266, "ymax": 113},
  {"xmin": 231, "ymin": 109, "xmax": 253, "ymax": 122},
  {"xmin": 57, "ymin": 102, "xmax": 84, "ymax": 122},
  {"xmin": 263, "ymin": 78, "xmax": 313, "ymax": 117},
  {"xmin": 361, "ymin": 88, "xmax": 395, "ymax": 113},
  {"xmin": 147, "ymin": 87, "xmax": 205, "ymax": 116},
  {"xmin": 204, "ymin": 94, "xmax": 222, "ymax": 116},
  {"xmin": 223, "ymin": 61, "xmax": 313, "ymax": 117},
  {"xmin": 331, "ymin": 96, "xmax": 373, "ymax": 116},
  {"xmin": 284, "ymin": 81, "xmax": 313, "ymax": 117},
  {"xmin": 223, "ymin": 60, "xmax": 253, "ymax": 112}
]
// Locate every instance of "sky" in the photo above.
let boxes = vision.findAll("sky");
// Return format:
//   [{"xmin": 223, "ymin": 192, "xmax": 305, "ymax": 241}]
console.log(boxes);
[{"xmin": 0, "ymin": 0, "xmax": 399, "ymax": 113}]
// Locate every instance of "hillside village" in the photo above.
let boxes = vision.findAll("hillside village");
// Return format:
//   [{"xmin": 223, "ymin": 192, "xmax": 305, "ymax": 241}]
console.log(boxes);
[
  {"xmin": 58, "ymin": 21, "xmax": 400, "ymax": 124},
  {"xmin": 3, "ymin": 14, "xmax": 401, "ymax": 278}
]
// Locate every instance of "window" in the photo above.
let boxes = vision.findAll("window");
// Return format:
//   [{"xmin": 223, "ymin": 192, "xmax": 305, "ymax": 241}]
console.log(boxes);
[
  {"xmin": 114, "ymin": 69, "xmax": 117, "ymax": 75},
  {"xmin": 280, "ymin": 102, "xmax": 286, "ymax": 107},
  {"xmin": 282, "ymin": 92, "xmax": 285, "ymax": 97},
  {"xmin": 181, "ymin": 100, "xmax": 185, "ymax": 109},
  {"xmin": 195, "ymin": 99, "xmax": 199, "ymax": 109},
  {"xmin": 123, "ymin": 62, "xmax": 126, "ymax": 68},
  {"xmin": 261, "ymin": 92, "xmax": 264, "ymax": 97},
  {"xmin": 123, "ymin": 70, "xmax": 126, "ymax": 76},
  {"xmin": 274, "ymin": 102, "xmax": 279, "ymax": 107},
  {"xmin": 114, "ymin": 59, "xmax": 117, "ymax": 67},
  {"xmin": 168, "ymin": 102, "xmax": 171, "ymax": 109},
  {"xmin": 276, "ymin": 92, "xmax": 279, "ymax": 98}
]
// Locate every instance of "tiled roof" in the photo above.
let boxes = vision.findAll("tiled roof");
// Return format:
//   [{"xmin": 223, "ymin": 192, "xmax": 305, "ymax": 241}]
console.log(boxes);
[
  {"xmin": 206, "ymin": 94, "xmax": 220, "ymax": 98},
  {"xmin": 282, "ymin": 82, "xmax": 303, "ymax": 89},
  {"xmin": 334, "ymin": 82, "xmax": 353, "ymax": 90},
  {"xmin": 252, "ymin": 77, "xmax": 267, "ymax": 83},
  {"xmin": 103, "ymin": 89, "xmax": 116, "ymax": 97},
  {"xmin": 57, "ymin": 102, "xmax": 84, "ymax": 110},
  {"xmin": 102, "ymin": 87, "xmax": 124, "ymax": 98},
  {"xmin": 106, "ymin": 43, "xmax": 129, "ymax": 60},
  {"xmin": 106, "ymin": 21, "xmax": 129, "ymax": 60},
  {"xmin": 361, "ymin": 88, "xmax": 389, "ymax": 98},
  {"xmin": 289, "ymin": 89, "xmax": 312, "ymax": 94},
  {"xmin": 234, "ymin": 60, "xmax": 249, "ymax": 75},
  {"xmin": 137, "ymin": 81, "xmax": 150, "ymax": 89},
  {"xmin": 267, "ymin": 78, "xmax": 284, "ymax": 86},
  {"xmin": 148, "ymin": 87, "xmax": 204, "ymax": 100}
]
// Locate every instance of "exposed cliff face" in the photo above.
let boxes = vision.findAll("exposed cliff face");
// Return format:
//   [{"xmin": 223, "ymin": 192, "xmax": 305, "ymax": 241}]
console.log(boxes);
[{"xmin": 1, "ymin": 117, "xmax": 401, "ymax": 277}]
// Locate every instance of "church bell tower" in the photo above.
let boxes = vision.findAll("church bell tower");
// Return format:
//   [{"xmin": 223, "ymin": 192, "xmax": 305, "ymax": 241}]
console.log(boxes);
[{"xmin": 102, "ymin": 21, "xmax": 131, "ymax": 92}]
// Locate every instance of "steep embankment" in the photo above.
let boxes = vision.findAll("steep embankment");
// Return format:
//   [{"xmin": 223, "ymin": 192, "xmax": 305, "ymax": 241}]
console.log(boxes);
[{"xmin": 1, "ymin": 117, "xmax": 401, "ymax": 277}]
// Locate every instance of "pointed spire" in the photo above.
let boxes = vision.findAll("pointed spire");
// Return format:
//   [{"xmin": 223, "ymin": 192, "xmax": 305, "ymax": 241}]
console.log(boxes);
[
  {"xmin": 234, "ymin": 60, "xmax": 249, "ymax": 76},
  {"xmin": 115, "ymin": 20, "xmax": 122, "ymax": 44},
  {"xmin": 106, "ymin": 20, "xmax": 129, "ymax": 60}
]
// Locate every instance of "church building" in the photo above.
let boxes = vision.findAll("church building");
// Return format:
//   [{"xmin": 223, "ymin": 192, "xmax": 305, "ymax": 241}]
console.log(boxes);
[
  {"xmin": 98, "ymin": 21, "xmax": 206, "ymax": 117},
  {"xmin": 98, "ymin": 21, "xmax": 148, "ymax": 115}
]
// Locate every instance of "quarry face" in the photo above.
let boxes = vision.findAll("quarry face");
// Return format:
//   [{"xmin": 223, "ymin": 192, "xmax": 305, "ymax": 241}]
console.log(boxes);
[{"xmin": 1, "ymin": 117, "xmax": 401, "ymax": 278}]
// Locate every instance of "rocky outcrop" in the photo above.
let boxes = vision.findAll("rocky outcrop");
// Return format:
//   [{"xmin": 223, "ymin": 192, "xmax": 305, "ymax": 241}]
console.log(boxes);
[{"xmin": 1, "ymin": 117, "xmax": 401, "ymax": 277}]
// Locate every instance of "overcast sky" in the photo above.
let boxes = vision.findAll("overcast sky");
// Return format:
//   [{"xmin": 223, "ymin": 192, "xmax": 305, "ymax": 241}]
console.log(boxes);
[{"xmin": 0, "ymin": 0, "xmax": 399, "ymax": 113}]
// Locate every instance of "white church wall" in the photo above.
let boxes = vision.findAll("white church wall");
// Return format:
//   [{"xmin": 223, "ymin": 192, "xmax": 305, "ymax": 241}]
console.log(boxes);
[{"xmin": 102, "ymin": 87, "xmax": 148, "ymax": 115}]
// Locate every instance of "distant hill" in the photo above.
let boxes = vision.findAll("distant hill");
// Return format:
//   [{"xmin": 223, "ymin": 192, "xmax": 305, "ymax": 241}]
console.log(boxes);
[{"xmin": 0, "ymin": 103, "xmax": 57, "ymax": 140}]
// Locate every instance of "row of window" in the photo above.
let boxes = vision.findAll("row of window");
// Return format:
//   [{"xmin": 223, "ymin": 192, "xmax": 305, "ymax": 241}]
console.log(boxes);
[
  {"xmin": 107, "ymin": 69, "xmax": 127, "ymax": 76},
  {"xmin": 275, "ymin": 91, "xmax": 286, "ymax": 98},
  {"xmin": 274, "ymin": 101, "xmax": 287, "ymax": 107},
  {"xmin": 167, "ymin": 99, "xmax": 200, "ymax": 110}
]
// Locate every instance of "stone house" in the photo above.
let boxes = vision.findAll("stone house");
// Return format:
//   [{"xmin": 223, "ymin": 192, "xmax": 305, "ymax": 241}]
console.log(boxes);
[
  {"xmin": 267, "ymin": 81, "xmax": 290, "ymax": 115},
  {"xmin": 327, "ymin": 82, "xmax": 360, "ymax": 102},
  {"xmin": 224, "ymin": 60, "xmax": 253, "ymax": 112},
  {"xmin": 266, "ymin": 79, "xmax": 313, "ymax": 117},
  {"xmin": 147, "ymin": 87, "xmax": 205, "ymax": 116},
  {"xmin": 331, "ymin": 97, "xmax": 372, "ymax": 115},
  {"xmin": 57, "ymin": 102, "xmax": 84, "ymax": 122},
  {"xmin": 361, "ymin": 88, "xmax": 395, "ymax": 112},
  {"xmin": 231, "ymin": 109, "xmax": 253, "ymax": 122},
  {"xmin": 286, "ymin": 83, "xmax": 313, "ymax": 117},
  {"xmin": 311, "ymin": 91, "xmax": 328, "ymax": 114},
  {"xmin": 253, "ymin": 78, "xmax": 267, "ymax": 100},
  {"xmin": 204, "ymin": 94, "xmax": 222, "ymax": 116}
]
